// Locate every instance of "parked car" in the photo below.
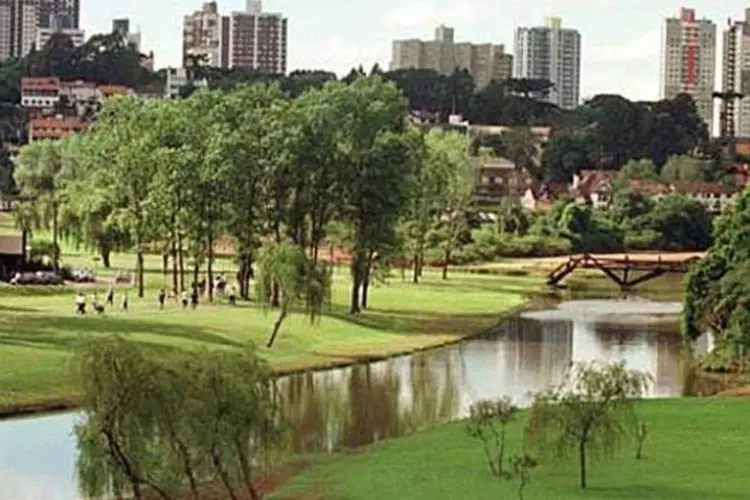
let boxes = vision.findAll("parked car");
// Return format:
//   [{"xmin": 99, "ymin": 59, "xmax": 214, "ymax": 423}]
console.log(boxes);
[
  {"xmin": 10, "ymin": 271, "xmax": 64, "ymax": 285},
  {"xmin": 114, "ymin": 271, "xmax": 132, "ymax": 284},
  {"xmin": 70, "ymin": 268, "xmax": 96, "ymax": 283}
]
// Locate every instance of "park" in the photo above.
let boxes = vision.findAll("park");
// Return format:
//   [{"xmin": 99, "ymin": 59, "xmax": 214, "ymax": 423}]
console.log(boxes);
[{"xmin": 1, "ymin": 75, "xmax": 750, "ymax": 500}]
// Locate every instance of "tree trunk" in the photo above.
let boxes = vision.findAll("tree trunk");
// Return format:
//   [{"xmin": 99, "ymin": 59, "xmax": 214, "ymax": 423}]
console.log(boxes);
[
  {"xmin": 171, "ymin": 239, "xmax": 178, "ymax": 292},
  {"xmin": 579, "ymin": 439, "xmax": 587, "ymax": 488},
  {"xmin": 52, "ymin": 202, "xmax": 59, "ymax": 271},
  {"xmin": 412, "ymin": 253, "xmax": 420, "ymax": 283},
  {"xmin": 207, "ymin": 233, "xmax": 214, "ymax": 302},
  {"xmin": 442, "ymin": 249, "xmax": 450, "ymax": 280},
  {"xmin": 350, "ymin": 260, "xmax": 361, "ymax": 315},
  {"xmin": 100, "ymin": 247, "xmax": 111, "ymax": 268},
  {"xmin": 162, "ymin": 253, "xmax": 168, "ymax": 282},
  {"xmin": 267, "ymin": 307, "xmax": 288, "ymax": 347},
  {"xmin": 193, "ymin": 262, "xmax": 199, "ymax": 288},
  {"xmin": 238, "ymin": 252, "xmax": 251, "ymax": 299},
  {"xmin": 211, "ymin": 451, "xmax": 240, "ymax": 500},
  {"xmin": 178, "ymin": 234, "xmax": 185, "ymax": 292},
  {"xmin": 361, "ymin": 251, "xmax": 374, "ymax": 310}
]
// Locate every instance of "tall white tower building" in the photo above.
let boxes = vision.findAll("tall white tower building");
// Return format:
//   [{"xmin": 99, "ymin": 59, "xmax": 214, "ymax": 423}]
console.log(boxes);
[
  {"xmin": 513, "ymin": 17, "xmax": 581, "ymax": 109},
  {"xmin": 721, "ymin": 9, "xmax": 750, "ymax": 138},
  {"xmin": 661, "ymin": 8, "xmax": 716, "ymax": 131}
]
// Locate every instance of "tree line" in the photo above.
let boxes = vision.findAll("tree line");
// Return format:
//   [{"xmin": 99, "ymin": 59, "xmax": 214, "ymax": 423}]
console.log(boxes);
[{"xmin": 14, "ymin": 76, "xmax": 475, "ymax": 328}]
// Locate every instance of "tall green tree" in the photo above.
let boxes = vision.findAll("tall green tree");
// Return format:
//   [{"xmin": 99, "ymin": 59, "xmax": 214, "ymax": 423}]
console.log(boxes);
[
  {"xmin": 88, "ymin": 96, "xmax": 162, "ymax": 297},
  {"xmin": 426, "ymin": 130, "xmax": 476, "ymax": 279},
  {"xmin": 15, "ymin": 139, "xmax": 66, "ymax": 270},
  {"xmin": 336, "ymin": 77, "xmax": 415, "ymax": 313}
]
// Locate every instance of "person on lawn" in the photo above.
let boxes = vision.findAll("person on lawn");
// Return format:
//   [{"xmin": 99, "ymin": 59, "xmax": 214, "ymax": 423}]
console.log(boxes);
[
  {"xmin": 158, "ymin": 288, "xmax": 166, "ymax": 309},
  {"xmin": 75, "ymin": 292, "xmax": 86, "ymax": 315},
  {"xmin": 106, "ymin": 286, "xmax": 114, "ymax": 306},
  {"xmin": 181, "ymin": 290, "xmax": 189, "ymax": 309}
]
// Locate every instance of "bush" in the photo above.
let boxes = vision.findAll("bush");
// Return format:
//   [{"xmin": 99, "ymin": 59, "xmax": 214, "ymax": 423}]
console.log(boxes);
[
  {"xmin": 28, "ymin": 239, "xmax": 59, "ymax": 264},
  {"xmin": 624, "ymin": 229, "xmax": 662, "ymax": 251}
]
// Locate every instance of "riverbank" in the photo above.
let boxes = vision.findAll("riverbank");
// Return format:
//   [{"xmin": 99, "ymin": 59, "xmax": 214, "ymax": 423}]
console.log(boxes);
[
  {"xmin": 271, "ymin": 398, "xmax": 750, "ymax": 499},
  {"xmin": 0, "ymin": 269, "xmax": 543, "ymax": 419}
]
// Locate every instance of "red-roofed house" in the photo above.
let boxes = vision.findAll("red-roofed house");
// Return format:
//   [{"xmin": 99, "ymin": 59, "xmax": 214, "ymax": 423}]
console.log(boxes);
[
  {"xmin": 29, "ymin": 117, "xmax": 88, "ymax": 141},
  {"xmin": 21, "ymin": 77, "xmax": 61, "ymax": 109},
  {"xmin": 670, "ymin": 181, "xmax": 740, "ymax": 213},
  {"xmin": 96, "ymin": 85, "xmax": 134, "ymax": 100}
]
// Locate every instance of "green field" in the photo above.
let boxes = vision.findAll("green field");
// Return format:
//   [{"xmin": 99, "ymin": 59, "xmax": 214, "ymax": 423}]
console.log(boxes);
[
  {"xmin": 272, "ymin": 398, "xmax": 750, "ymax": 499},
  {"xmin": 0, "ymin": 249, "xmax": 540, "ymax": 414}
]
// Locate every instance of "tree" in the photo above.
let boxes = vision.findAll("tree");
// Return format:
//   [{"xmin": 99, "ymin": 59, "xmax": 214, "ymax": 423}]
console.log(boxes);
[
  {"xmin": 73, "ymin": 337, "xmax": 173, "ymax": 500},
  {"xmin": 74, "ymin": 336, "xmax": 283, "ymax": 500},
  {"xmin": 525, "ymin": 361, "xmax": 650, "ymax": 488},
  {"xmin": 509, "ymin": 453, "xmax": 538, "ymax": 500},
  {"xmin": 660, "ymin": 154, "xmax": 711, "ymax": 182},
  {"xmin": 503, "ymin": 78, "xmax": 554, "ymax": 100},
  {"xmin": 542, "ymin": 133, "xmax": 593, "ymax": 182},
  {"xmin": 618, "ymin": 158, "xmax": 659, "ymax": 181},
  {"xmin": 425, "ymin": 130, "xmax": 476, "ymax": 279},
  {"xmin": 336, "ymin": 77, "xmax": 415, "ymax": 313},
  {"xmin": 15, "ymin": 140, "xmax": 66, "ymax": 270},
  {"xmin": 635, "ymin": 194, "xmax": 712, "ymax": 251},
  {"xmin": 608, "ymin": 189, "xmax": 654, "ymax": 227},
  {"xmin": 87, "ymin": 96, "xmax": 162, "ymax": 297},
  {"xmin": 222, "ymin": 84, "xmax": 284, "ymax": 299},
  {"xmin": 501, "ymin": 127, "xmax": 541, "ymax": 178},
  {"xmin": 466, "ymin": 397, "xmax": 520, "ymax": 477},
  {"xmin": 255, "ymin": 241, "xmax": 331, "ymax": 348},
  {"xmin": 683, "ymin": 188, "xmax": 750, "ymax": 348}
]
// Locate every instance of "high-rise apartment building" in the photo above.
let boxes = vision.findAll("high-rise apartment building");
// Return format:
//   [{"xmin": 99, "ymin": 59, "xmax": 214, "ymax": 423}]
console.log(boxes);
[
  {"xmin": 38, "ymin": 0, "xmax": 79, "ymax": 29},
  {"xmin": 181, "ymin": 1, "xmax": 287, "ymax": 73},
  {"xmin": 183, "ymin": 1, "xmax": 227, "ymax": 68},
  {"xmin": 228, "ymin": 0, "xmax": 287, "ymax": 74},
  {"xmin": 112, "ymin": 18, "xmax": 129, "ymax": 36},
  {"xmin": 661, "ymin": 8, "xmax": 716, "ymax": 130},
  {"xmin": 721, "ymin": 9, "xmax": 750, "ymax": 138},
  {"xmin": 112, "ymin": 17, "xmax": 141, "ymax": 52},
  {"xmin": 514, "ymin": 17, "xmax": 581, "ymax": 109},
  {"xmin": 390, "ymin": 25, "xmax": 513, "ymax": 89}
]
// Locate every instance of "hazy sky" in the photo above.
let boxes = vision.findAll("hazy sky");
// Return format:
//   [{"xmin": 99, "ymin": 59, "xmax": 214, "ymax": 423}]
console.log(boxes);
[{"xmin": 81, "ymin": 1, "xmax": 750, "ymax": 101}]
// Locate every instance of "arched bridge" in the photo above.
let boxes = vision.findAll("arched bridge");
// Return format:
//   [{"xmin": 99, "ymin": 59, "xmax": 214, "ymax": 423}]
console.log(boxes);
[{"xmin": 546, "ymin": 253, "xmax": 704, "ymax": 289}]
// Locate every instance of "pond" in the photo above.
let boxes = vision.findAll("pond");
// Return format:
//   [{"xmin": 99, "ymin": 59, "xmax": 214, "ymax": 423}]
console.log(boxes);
[{"xmin": 0, "ymin": 298, "xmax": 689, "ymax": 500}]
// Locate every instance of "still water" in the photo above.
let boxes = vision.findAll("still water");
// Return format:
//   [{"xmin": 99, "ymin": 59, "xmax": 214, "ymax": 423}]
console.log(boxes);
[{"xmin": 0, "ymin": 298, "xmax": 685, "ymax": 500}]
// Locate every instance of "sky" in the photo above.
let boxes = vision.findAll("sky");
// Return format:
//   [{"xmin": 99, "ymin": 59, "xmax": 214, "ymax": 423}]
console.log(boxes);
[{"xmin": 81, "ymin": 0, "xmax": 750, "ymax": 102}]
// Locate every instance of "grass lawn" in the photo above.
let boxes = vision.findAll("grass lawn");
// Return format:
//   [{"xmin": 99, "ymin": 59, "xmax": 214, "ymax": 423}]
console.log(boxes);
[
  {"xmin": 0, "ymin": 249, "xmax": 541, "ymax": 414},
  {"xmin": 272, "ymin": 398, "xmax": 750, "ymax": 500}
]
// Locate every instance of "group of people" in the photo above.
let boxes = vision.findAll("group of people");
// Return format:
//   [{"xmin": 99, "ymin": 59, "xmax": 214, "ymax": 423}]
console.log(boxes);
[
  {"xmin": 75, "ymin": 287, "xmax": 127, "ymax": 315},
  {"xmin": 74, "ymin": 275, "xmax": 238, "ymax": 315}
]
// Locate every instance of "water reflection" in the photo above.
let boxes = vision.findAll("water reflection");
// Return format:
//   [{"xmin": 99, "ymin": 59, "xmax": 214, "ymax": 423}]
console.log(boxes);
[
  {"xmin": 0, "ymin": 299, "xmax": 689, "ymax": 499},
  {"xmin": 276, "ymin": 300, "xmax": 685, "ymax": 454}
]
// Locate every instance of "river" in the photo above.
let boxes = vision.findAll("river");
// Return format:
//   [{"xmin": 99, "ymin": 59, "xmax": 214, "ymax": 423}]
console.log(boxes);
[{"xmin": 0, "ymin": 298, "xmax": 688, "ymax": 500}]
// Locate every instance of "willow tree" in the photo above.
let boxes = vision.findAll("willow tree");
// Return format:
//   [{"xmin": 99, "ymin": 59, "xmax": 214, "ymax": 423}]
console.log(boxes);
[
  {"xmin": 255, "ymin": 241, "xmax": 331, "ymax": 348},
  {"xmin": 74, "ymin": 336, "xmax": 283, "ymax": 500},
  {"xmin": 525, "ymin": 362, "xmax": 650, "ymax": 489},
  {"xmin": 15, "ymin": 139, "xmax": 66, "ymax": 270}
]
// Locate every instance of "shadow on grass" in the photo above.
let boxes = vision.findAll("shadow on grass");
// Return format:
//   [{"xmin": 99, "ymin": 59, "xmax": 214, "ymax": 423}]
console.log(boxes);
[
  {"xmin": 0, "ymin": 304, "xmax": 42, "ymax": 314},
  {"xmin": 584, "ymin": 485, "xmax": 747, "ymax": 500},
  {"xmin": 405, "ymin": 278, "xmax": 538, "ymax": 296},
  {"xmin": 324, "ymin": 303, "xmax": 502, "ymax": 335},
  {"xmin": 0, "ymin": 314, "xmax": 245, "ymax": 351}
]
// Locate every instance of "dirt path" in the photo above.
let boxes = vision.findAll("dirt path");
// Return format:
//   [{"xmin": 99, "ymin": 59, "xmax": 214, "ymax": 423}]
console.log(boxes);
[{"xmin": 714, "ymin": 386, "xmax": 750, "ymax": 397}]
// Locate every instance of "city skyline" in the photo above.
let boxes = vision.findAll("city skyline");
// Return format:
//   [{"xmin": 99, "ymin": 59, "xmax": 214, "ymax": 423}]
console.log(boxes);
[{"xmin": 65, "ymin": 0, "xmax": 750, "ymax": 102}]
